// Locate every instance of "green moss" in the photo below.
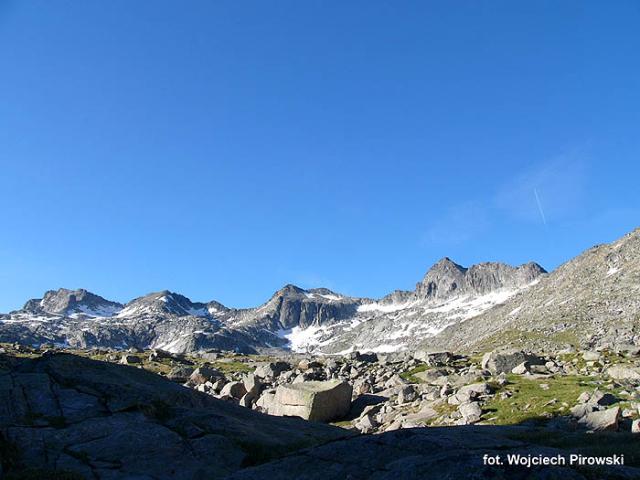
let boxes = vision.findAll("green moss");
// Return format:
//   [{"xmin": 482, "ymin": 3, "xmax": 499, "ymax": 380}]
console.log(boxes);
[
  {"xmin": 212, "ymin": 361, "xmax": 252, "ymax": 375},
  {"xmin": 482, "ymin": 374, "xmax": 620, "ymax": 425},
  {"xmin": 400, "ymin": 364, "xmax": 430, "ymax": 383}
]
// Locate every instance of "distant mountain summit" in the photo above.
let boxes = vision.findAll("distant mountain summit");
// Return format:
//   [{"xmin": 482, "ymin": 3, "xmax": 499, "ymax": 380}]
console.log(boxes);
[
  {"xmin": 22, "ymin": 288, "xmax": 123, "ymax": 317},
  {"xmin": 415, "ymin": 258, "xmax": 546, "ymax": 301},
  {"xmin": 1, "ymin": 227, "xmax": 638, "ymax": 354}
]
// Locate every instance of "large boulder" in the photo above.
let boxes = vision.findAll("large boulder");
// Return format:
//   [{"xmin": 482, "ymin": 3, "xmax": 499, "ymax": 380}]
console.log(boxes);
[
  {"xmin": 606, "ymin": 365, "xmax": 640, "ymax": 381},
  {"xmin": 577, "ymin": 406, "xmax": 620, "ymax": 431},
  {"xmin": 481, "ymin": 350, "xmax": 543, "ymax": 374},
  {"xmin": 188, "ymin": 366, "xmax": 223, "ymax": 385},
  {"xmin": 167, "ymin": 365, "xmax": 195, "ymax": 383},
  {"xmin": 220, "ymin": 381, "xmax": 247, "ymax": 400},
  {"xmin": 413, "ymin": 351, "xmax": 454, "ymax": 366},
  {"xmin": 254, "ymin": 361, "xmax": 291, "ymax": 379},
  {"xmin": 264, "ymin": 380, "xmax": 353, "ymax": 422}
]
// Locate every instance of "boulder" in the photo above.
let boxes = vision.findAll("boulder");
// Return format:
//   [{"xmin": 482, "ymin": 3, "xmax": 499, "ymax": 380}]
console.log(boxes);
[
  {"xmin": 220, "ymin": 381, "xmax": 247, "ymax": 400},
  {"xmin": 589, "ymin": 390, "xmax": 618, "ymax": 407},
  {"xmin": 582, "ymin": 351, "xmax": 600, "ymax": 362},
  {"xmin": 266, "ymin": 380, "xmax": 353, "ymax": 422},
  {"xmin": 455, "ymin": 383, "xmax": 491, "ymax": 404},
  {"xmin": 632, "ymin": 419, "xmax": 640, "ymax": 434},
  {"xmin": 188, "ymin": 366, "xmax": 223, "ymax": 385},
  {"xmin": 397, "ymin": 385, "xmax": 418, "ymax": 405},
  {"xmin": 120, "ymin": 354, "xmax": 141, "ymax": 365},
  {"xmin": 578, "ymin": 406, "xmax": 620, "ymax": 431},
  {"xmin": 254, "ymin": 361, "xmax": 291, "ymax": 379},
  {"xmin": 348, "ymin": 351, "xmax": 378, "ymax": 363},
  {"xmin": 511, "ymin": 362, "xmax": 529, "ymax": 375},
  {"xmin": 458, "ymin": 402, "xmax": 482, "ymax": 423},
  {"xmin": 413, "ymin": 351, "xmax": 454, "ymax": 366},
  {"xmin": 481, "ymin": 350, "xmax": 543, "ymax": 374},
  {"xmin": 607, "ymin": 365, "xmax": 640, "ymax": 381},
  {"xmin": 242, "ymin": 373, "xmax": 263, "ymax": 398},
  {"xmin": 167, "ymin": 365, "xmax": 195, "ymax": 383}
]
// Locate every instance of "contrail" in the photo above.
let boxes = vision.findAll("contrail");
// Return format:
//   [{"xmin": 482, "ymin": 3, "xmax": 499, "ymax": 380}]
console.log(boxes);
[{"xmin": 534, "ymin": 188, "xmax": 547, "ymax": 226}]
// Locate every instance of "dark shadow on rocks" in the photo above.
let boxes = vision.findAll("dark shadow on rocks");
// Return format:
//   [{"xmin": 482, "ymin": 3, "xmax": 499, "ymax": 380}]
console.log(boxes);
[
  {"xmin": 345, "ymin": 394, "xmax": 388, "ymax": 420},
  {"xmin": 2, "ymin": 352, "xmax": 639, "ymax": 480}
]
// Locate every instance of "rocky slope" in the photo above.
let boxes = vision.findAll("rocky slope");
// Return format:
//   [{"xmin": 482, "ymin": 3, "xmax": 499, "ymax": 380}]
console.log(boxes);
[
  {"xmin": 3, "ymin": 347, "xmax": 639, "ymax": 479},
  {"xmin": 428, "ymin": 227, "xmax": 640, "ymax": 352}
]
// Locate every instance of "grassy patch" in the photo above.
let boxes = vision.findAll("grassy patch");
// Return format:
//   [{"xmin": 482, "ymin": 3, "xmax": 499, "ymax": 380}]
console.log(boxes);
[
  {"xmin": 400, "ymin": 364, "xmax": 430, "ymax": 383},
  {"xmin": 482, "ymin": 374, "xmax": 621, "ymax": 425},
  {"xmin": 211, "ymin": 361, "xmax": 253, "ymax": 375}
]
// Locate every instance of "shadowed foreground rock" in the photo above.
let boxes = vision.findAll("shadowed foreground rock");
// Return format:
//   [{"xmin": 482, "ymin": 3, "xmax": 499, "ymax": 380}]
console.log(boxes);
[
  {"xmin": 1, "ymin": 352, "xmax": 639, "ymax": 480},
  {"xmin": 0, "ymin": 353, "xmax": 350, "ymax": 479},
  {"xmin": 226, "ymin": 426, "xmax": 639, "ymax": 480}
]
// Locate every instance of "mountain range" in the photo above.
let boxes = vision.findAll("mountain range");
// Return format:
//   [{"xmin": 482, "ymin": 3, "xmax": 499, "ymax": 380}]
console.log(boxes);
[{"xmin": 2, "ymin": 227, "xmax": 638, "ymax": 354}]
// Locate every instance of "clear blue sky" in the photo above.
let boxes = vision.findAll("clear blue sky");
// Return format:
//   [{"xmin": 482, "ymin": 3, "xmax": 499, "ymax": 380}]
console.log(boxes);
[{"xmin": 1, "ymin": 1, "xmax": 639, "ymax": 311}]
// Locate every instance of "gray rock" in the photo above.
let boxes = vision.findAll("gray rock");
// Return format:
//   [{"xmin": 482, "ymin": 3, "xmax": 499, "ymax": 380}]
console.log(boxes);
[
  {"xmin": 120, "ymin": 354, "xmax": 141, "ymax": 365},
  {"xmin": 266, "ymin": 380, "xmax": 353, "ymax": 422},
  {"xmin": 0, "ymin": 352, "xmax": 350, "ymax": 480},
  {"xmin": 254, "ymin": 361, "xmax": 291, "ymax": 379},
  {"xmin": 188, "ymin": 366, "xmax": 223, "ymax": 385},
  {"xmin": 397, "ymin": 385, "xmax": 418, "ymax": 404},
  {"xmin": 220, "ymin": 381, "xmax": 247, "ymax": 400},
  {"xmin": 413, "ymin": 351, "xmax": 453, "ymax": 366},
  {"xmin": 511, "ymin": 362, "xmax": 529, "ymax": 375},
  {"xmin": 458, "ymin": 402, "xmax": 482, "ymax": 423},
  {"xmin": 481, "ymin": 349, "xmax": 542, "ymax": 374},
  {"xmin": 607, "ymin": 365, "xmax": 640, "ymax": 381},
  {"xmin": 578, "ymin": 406, "xmax": 620, "ymax": 431},
  {"xmin": 167, "ymin": 365, "xmax": 195, "ymax": 383}
]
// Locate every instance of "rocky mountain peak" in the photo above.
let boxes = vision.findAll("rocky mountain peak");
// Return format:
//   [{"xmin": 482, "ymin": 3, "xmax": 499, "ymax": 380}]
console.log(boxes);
[
  {"xmin": 415, "ymin": 258, "xmax": 468, "ymax": 301},
  {"xmin": 415, "ymin": 258, "xmax": 546, "ymax": 302},
  {"xmin": 23, "ymin": 288, "xmax": 122, "ymax": 317},
  {"xmin": 120, "ymin": 291, "xmax": 208, "ymax": 317}
]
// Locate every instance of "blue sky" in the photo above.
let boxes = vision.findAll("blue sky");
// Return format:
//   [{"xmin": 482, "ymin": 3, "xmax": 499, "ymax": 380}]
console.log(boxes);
[{"xmin": 1, "ymin": 1, "xmax": 639, "ymax": 311}]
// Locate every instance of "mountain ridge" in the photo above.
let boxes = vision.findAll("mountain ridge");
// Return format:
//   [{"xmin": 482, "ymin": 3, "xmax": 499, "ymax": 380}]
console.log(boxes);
[{"xmin": 2, "ymin": 227, "xmax": 638, "ymax": 355}]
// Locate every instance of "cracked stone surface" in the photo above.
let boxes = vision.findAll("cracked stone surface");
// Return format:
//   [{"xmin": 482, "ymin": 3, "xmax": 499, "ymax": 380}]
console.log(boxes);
[{"xmin": 0, "ymin": 352, "xmax": 350, "ymax": 479}]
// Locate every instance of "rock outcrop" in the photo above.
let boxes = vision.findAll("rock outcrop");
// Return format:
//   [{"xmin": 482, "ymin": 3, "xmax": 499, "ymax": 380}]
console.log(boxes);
[{"xmin": 0, "ymin": 352, "xmax": 349, "ymax": 479}]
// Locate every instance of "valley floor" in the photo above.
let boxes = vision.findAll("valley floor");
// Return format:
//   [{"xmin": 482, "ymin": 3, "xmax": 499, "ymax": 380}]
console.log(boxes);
[{"xmin": 1, "ymin": 343, "xmax": 640, "ymax": 479}]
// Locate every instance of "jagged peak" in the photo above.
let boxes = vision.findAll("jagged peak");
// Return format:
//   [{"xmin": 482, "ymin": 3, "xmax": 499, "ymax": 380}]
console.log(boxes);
[{"xmin": 22, "ymin": 288, "xmax": 122, "ymax": 316}]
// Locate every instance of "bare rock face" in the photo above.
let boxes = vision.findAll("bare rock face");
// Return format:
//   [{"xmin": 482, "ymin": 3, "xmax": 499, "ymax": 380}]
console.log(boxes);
[
  {"xmin": 262, "ymin": 380, "xmax": 353, "ymax": 422},
  {"xmin": 414, "ymin": 258, "xmax": 545, "ymax": 302},
  {"xmin": 0, "ymin": 352, "xmax": 350, "ymax": 479}
]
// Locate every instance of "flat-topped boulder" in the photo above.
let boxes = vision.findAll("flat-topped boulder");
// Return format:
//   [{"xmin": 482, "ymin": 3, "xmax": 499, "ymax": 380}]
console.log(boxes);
[
  {"xmin": 481, "ymin": 349, "xmax": 543, "ymax": 374},
  {"xmin": 262, "ymin": 380, "xmax": 353, "ymax": 422}
]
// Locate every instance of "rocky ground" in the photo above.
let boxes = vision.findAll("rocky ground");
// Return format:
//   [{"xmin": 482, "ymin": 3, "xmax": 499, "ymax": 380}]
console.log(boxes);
[{"xmin": 1, "ymin": 343, "xmax": 640, "ymax": 479}]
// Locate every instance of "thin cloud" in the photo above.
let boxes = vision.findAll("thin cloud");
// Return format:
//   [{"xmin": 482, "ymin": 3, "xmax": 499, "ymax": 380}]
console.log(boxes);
[
  {"xmin": 494, "ymin": 154, "xmax": 588, "ymax": 225},
  {"xmin": 421, "ymin": 151, "xmax": 589, "ymax": 246},
  {"xmin": 533, "ymin": 188, "xmax": 547, "ymax": 226}
]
